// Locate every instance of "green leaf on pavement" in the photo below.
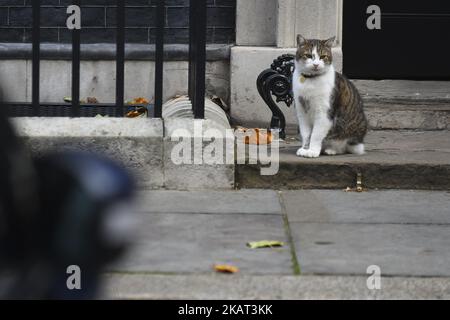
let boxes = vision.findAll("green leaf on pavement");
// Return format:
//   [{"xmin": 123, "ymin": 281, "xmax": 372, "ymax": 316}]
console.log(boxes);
[{"xmin": 247, "ymin": 240, "xmax": 284, "ymax": 249}]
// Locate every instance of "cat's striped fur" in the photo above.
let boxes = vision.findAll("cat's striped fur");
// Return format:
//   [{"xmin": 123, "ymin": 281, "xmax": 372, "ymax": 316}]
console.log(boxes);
[
  {"xmin": 293, "ymin": 34, "xmax": 368, "ymax": 158},
  {"xmin": 328, "ymin": 72, "xmax": 367, "ymax": 146}
]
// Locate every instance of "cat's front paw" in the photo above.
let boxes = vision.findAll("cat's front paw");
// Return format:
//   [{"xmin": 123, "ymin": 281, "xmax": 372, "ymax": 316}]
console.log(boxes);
[
  {"xmin": 296, "ymin": 148, "xmax": 307, "ymax": 157},
  {"xmin": 296, "ymin": 148, "xmax": 321, "ymax": 158}
]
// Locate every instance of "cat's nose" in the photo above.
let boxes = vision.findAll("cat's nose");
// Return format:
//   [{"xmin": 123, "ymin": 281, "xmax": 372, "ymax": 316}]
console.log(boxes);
[{"xmin": 313, "ymin": 64, "xmax": 319, "ymax": 69}]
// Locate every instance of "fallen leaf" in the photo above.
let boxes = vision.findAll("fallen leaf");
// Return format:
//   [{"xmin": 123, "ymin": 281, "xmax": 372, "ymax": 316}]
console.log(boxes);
[
  {"xmin": 235, "ymin": 128, "xmax": 273, "ymax": 145},
  {"xmin": 214, "ymin": 264, "xmax": 239, "ymax": 274},
  {"xmin": 63, "ymin": 97, "xmax": 86, "ymax": 104},
  {"xmin": 126, "ymin": 97, "xmax": 150, "ymax": 105},
  {"xmin": 247, "ymin": 240, "xmax": 284, "ymax": 249},
  {"xmin": 125, "ymin": 107, "xmax": 148, "ymax": 118},
  {"xmin": 344, "ymin": 187, "xmax": 367, "ymax": 193},
  {"xmin": 87, "ymin": 97, "xmax": 99, "ymax": 104}
]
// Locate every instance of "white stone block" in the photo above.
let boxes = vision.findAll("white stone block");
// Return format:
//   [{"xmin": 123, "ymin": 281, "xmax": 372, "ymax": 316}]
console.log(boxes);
[{"xmin": 0, "ymin": 60, "xmax": 28, "ymax": 102}]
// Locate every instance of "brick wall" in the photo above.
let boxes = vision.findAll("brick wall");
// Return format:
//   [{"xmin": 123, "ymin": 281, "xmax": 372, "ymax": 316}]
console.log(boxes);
[{"xmin": 0, "ymin": 0, "xmax": 236, "ymax": 44}]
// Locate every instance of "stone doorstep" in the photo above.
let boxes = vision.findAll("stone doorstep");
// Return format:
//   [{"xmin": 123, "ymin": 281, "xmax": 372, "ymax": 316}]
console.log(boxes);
[
  {"xmin": 237, "ymin": 130, "xmax": 450, "ymax": 190},
  {"xmin": 364, "ymin": 103, "xmax": 450, "ymax": 132},
  {"xmin": 354, "ymin": 80, "xmax": 450, "ymax": 102},
  {"xmin": 356, "ymin": 80, "xmax": 450, "ymax": 131},
  {"xmin": 289, "ymin": 83, "xmax": 450, "ymax": 134},
  {"xmin": 242, "ymin": 98, "xmax": 450, "ymax": 135}
]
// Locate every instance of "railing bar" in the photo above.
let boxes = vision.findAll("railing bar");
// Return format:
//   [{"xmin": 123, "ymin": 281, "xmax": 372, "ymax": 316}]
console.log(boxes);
[
  {"xmin": 188, "ymin": 1, "xmax": 196, "ymax": 101},
  {"xmin": 32, "ymin": 1, "xmax": 40, "ymax": 116},
  {"xmin": 116, "ymin": 0, "xmax": 126, "ymax": 117},
  {"xmin": 154, "ymin": 0, "xmax": 165, "ymax": 119},
  {"xmin": 71, "ymin": 0, "xmax": 81, "ymax": 117},
  {"xmin": 192, "ymin": 0, "xmax": 206, "ymax": 119}
]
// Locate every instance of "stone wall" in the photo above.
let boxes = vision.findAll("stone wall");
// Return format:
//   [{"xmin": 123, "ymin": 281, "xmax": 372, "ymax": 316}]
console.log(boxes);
[
  {"xmin": 0, "ymin": 58, "xmax": 230, "ymax": 105},
  {"xmin": 0, "ymin": 0, "xmax": 236, "ymax": 44}
]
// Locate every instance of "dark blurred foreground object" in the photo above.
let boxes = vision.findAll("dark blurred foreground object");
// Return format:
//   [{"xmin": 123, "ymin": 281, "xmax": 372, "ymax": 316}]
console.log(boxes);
[{"xmin": 0, "ymin": 97, "xmax": 135, "ymax": 299}]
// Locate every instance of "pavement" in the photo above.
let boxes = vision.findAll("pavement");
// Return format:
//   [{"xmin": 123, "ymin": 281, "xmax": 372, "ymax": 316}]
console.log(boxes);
[{"xmin": 102, "ymin": 189, "xmax": 450, "ymax": 300}]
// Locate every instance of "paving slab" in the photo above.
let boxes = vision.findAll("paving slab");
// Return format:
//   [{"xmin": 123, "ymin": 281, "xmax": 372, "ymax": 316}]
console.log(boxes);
[
  {"xmin": 136, "ymin": 190, "xmax": 282, "ymax": 215},
  {"xmin": 109, "ymin": 213, "xmax": 292, "ymax": 275},
  {"xmin": 282, "ymin": 190, "xmax": 450, "ymax": 224},
  {"xmin": 291, "ymin": 223, "xmax": 450, "ymax": 277},
  {"xmin": 238, "ymin": 130, "xmax": 450, "ymax": 190},
  {"xmin": 102, "ymin": 274, "xmax": 450, "ymax": 300}
]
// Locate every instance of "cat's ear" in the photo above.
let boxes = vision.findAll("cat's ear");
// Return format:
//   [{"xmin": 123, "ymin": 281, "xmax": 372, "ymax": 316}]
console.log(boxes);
[
  {"xmin": 324, "ymin": 36, "xmax": 336, "ymax": 47},
  {"xmin": 297, "ymin": 34, "xmax": 307, "ymax": 47}
]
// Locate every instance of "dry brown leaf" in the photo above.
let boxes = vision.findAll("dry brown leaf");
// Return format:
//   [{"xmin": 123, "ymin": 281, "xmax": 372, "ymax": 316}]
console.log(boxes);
[
  {"xmin": 125, "ymin": 107, "xmax": 147, "ymax": 118},
  {"xmin": 214, "ymin": 264, "xmax": 239, "ymax": 274},
  {"xmin": 87, "ymin": 97, "xmax": 99, "ymax": 104},
  {"xmin": 236, "ymin": 128, "xmax": 273, "ymax": 145},
  {"xmin": 127, "ymin": 97, "xmax": 150, "ymax": 105}
]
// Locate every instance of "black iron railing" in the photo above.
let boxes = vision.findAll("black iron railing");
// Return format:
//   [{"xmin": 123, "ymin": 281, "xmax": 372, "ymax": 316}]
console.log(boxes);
[
  {"xmin": 189, "ymin": 0, "xmax": 207, "ymax": 119},
  {"xmin": 5, "ymin": 0, "xmax": 207, "ymax": 119},
  {"xmin": 32, "ymin": 1, "xmax": 40, "ymax": 117},
  {"xmin": 257, "ymin": 54, "xmax": 296, "ymax": 139}
]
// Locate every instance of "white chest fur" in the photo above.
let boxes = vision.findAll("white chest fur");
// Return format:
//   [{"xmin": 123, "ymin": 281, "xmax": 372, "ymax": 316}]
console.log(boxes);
[{"xmin": 292, "ymin": 64, "xmax": 335, "ymax": 117}]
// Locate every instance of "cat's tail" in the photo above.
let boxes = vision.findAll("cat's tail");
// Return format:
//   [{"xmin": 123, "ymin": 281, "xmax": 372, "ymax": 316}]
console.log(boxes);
[{"xmin": 347, "ymin": 143, "xmax": 365, "ymax": 155}]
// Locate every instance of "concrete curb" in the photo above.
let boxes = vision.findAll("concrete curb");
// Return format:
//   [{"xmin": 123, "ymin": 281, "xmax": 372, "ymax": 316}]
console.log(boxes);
[
  {"xmin": 102, "ymin": 273, "xmax": 450, "ymax": 300},
  {"xmin": 13, "ymin": 118, "xmax": 165, "ymax": 189},
  {"xmin": 12, "ymin": 117, "xmax": 235, "ymax": 190}
]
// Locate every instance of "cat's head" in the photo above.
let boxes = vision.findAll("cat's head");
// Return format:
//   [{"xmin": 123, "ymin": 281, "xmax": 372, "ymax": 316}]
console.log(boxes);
[{"xmin": 295, "ymin": 35, "xmax": 335, "ymax": 75}]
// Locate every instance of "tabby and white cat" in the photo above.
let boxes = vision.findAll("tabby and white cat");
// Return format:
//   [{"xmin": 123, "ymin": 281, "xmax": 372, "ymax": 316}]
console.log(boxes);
[{"xmin": 293, "ymin": 35, "xmax": 368, "ymax": 158}]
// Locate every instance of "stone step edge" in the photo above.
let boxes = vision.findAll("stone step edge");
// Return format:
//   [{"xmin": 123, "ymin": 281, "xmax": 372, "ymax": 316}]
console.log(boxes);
[{"xmin": 237, "ymin": 162, "xmax": 450, "ymax": 191}]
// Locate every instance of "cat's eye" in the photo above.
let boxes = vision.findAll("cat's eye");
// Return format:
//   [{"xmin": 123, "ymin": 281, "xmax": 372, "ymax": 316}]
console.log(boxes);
[
  {"xmin": 320, "ymin": 55, "xmax": 328, "ymax": 60},
  {"xmin": 303, "ymin": 54, "xmax": 313, "ymax": 59}
]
